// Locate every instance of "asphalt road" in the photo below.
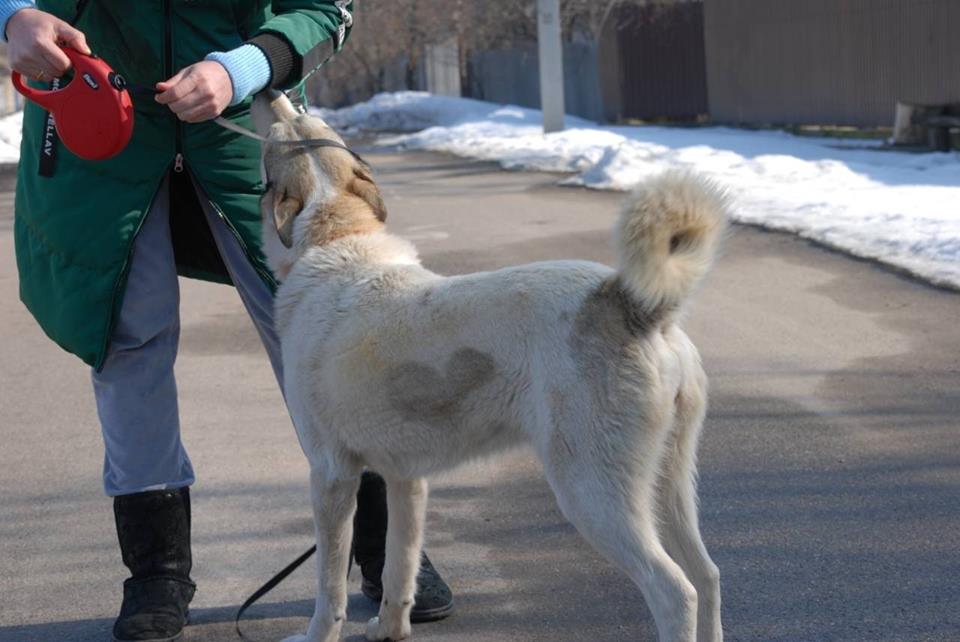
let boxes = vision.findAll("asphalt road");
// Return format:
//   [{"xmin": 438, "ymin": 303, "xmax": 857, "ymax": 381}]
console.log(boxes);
[{"xmin": 1, "ymin": 149, "xmax": 958, "ymax": 642}]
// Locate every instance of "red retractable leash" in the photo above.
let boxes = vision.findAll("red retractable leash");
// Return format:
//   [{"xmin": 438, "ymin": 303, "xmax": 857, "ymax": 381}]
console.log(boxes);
[{"xmin": 12, "ymin": 47, "xmax": 134, "ymax": 161}]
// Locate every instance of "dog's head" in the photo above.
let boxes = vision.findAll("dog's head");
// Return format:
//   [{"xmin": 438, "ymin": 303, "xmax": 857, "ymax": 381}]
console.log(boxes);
[{"xmin": 252, "ymin": 90, "xmax": 387, "ymax": 281}]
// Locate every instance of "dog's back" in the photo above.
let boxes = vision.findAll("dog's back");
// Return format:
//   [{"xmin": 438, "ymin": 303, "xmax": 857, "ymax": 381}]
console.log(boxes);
[{"xmin": 286, "ymin": 173, "xmax": 727, "ymax": 482}]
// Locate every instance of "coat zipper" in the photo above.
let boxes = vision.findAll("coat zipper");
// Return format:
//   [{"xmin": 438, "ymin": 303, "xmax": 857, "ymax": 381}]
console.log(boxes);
[
  {"xmin": 96, "ymin": 1, "xmax": 174, "ymax": 370},
  {"xmin": 72, "ymin": 0, "xmax": 90, "ymax": 23},
  {"xmin": 95, "ymin": 0, "xmax": 276, "ymax": 369},
  {"xmin": 162, "ymin": 0, "xmax": 274, "ymax": 289},
  {"xmin": 94, "ymin": 172, "xmax": 166, "ymax": 371},
  {"xmin": 198, "ymin": 175, "xmax": 279, "ymax": 291},
  {"xmin": 164, "ymin": 0, "xmax": 185, "ymax": 173}
]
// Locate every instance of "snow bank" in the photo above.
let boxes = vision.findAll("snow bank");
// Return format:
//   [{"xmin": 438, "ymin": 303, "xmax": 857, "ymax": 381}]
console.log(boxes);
[
  {"xmin": 1, "ymin": 94, "xmax": 957, "ymax": 289},
  {"xmin": 318, "ymin": 92, "xmax": 960, "ymax": 290},
  {"xmin": 0, "ymin": 111, "xmax": 23, "ymax": 163}
]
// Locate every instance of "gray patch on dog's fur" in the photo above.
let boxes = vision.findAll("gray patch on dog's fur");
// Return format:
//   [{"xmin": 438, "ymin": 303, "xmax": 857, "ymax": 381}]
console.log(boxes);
[
  {"xmin": 568, "ymin": 277, "xmax": 657, "ymax": 399},
  {"xmin": 386, "ymin": 348, "xmax": 496, "ymax": 421},
  {"xmin": 574, "ymin": 277, "xmax": 655, "ymax": 342}
]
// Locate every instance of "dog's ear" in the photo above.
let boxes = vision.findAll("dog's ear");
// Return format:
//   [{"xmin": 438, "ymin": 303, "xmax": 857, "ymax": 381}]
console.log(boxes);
[
  {"xmin": 349, "ymin": 165, "xmax": 387, "ymax": 222},
  {"xmin": 273, "ymin": 189, "xmax": 304, "ymax": 248}
]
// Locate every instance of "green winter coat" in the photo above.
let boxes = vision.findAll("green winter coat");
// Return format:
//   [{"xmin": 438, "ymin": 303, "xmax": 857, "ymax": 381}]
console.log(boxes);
[{"xmin": 14, "ymin": 0, "xmax": 351, "ymax": 369}]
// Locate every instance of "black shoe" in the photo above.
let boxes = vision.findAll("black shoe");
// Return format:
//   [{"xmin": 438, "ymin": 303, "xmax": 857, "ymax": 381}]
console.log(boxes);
[
  {"xmin": 353, "ymin": 471, "xmax": 454, "ymax": 623},
  {"xmin": 112, "ymin": 488, "xmax": 196, "ymax": 642},
  {"xmin": 359, "ymin": 551, "xmax": 455, "ymax": 623}
]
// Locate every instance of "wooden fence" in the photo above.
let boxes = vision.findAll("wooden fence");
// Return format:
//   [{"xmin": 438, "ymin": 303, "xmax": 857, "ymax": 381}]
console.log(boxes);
[
  {"xmin": 703, "ymin": 0, "xmax": 960, "ymax": 126},
  {"xmin": 599, "ymin": 2, "xmax": 708, "ymax": 122}
]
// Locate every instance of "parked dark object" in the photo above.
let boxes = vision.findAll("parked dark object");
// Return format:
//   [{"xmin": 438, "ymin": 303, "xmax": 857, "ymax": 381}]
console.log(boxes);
[
  {"xmin": 920, "ymin": 114, "xmax": 960, "ymax": 152},
  {"xmin": 892, "ymin": 102, "xmax": 960, "ymax": 151}
]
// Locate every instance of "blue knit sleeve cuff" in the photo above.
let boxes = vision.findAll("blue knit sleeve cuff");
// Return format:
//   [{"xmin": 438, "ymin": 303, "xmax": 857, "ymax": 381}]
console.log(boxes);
[
  {"xmin": 205, "ymin": 44, "xmax": 272, "ymax": 106},
  {"xmin": 0, "ymin": 0, "xmax": 35, "ymax": 42}
]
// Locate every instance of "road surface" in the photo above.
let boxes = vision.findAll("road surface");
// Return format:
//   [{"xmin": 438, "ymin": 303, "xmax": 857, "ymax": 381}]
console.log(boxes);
[{"xmin": 1, "ymin": 149, "xmax": 958, "ymax": 641}]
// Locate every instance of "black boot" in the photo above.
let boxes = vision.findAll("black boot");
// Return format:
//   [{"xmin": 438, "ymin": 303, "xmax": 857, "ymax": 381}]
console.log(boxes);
[
  {"xmin": 112, "ymin": 488, "xmax": 196, "ymax": 642},
  {"xmin": 353, "ymin": 471, "xmax": 454, "ymax": 622}
]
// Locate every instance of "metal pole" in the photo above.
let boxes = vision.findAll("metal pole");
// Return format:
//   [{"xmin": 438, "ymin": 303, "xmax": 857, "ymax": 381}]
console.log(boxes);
[{"xmin": 537, "ymin": 0, "xmax": 565, "ymax": 133}]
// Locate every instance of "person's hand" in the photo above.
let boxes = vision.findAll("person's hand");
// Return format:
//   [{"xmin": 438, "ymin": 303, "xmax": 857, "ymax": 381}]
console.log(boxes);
[
  {"xmin": 155, "ymin": 61, "xmax": 233, "ymax": 123},
  {"xmin": 6, "ymin": 8, "xmax": 91, "ymax": 81}
]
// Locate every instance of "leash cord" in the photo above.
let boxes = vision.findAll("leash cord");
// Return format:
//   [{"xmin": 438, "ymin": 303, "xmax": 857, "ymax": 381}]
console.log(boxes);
[
  {"xmin": 235, "ymin": 545, "xmax": 317, "ymax": 641},
  {"xmin": 215, "ymin": 116, "xmax": 368, "ymax": 164},
  {"xmin": 118, "ymin": 81, "xmax": 366, "ymax": 164},
  {"xmin": 234, "ymin": 543, "xmax": 356, "ymax": 640}
]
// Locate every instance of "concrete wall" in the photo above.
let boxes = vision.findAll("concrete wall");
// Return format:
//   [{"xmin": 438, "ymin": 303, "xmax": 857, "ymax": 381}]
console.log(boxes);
[{"xmin": 424, "ymin": 40, "xmax": 462, "ymax": 97}]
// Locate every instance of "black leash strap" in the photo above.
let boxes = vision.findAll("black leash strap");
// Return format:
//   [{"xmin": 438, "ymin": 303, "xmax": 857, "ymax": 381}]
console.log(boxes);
[
  {"xmin": 235, "ymin": 545, "xmax": 317, "ymax": 640},
  {"xmin": 234, "ymin": 541, "xmax": 356, "ymax": 640},
  {"xmin": 37, "ymin": 78, "xmax": 61, "ymax": 177}
]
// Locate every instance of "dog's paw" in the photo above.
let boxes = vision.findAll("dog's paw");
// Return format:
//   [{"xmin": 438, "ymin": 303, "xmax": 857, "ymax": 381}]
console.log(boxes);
[{"xmin": 365, "ymin": 615, "xmax": 411, "ymax": 641}]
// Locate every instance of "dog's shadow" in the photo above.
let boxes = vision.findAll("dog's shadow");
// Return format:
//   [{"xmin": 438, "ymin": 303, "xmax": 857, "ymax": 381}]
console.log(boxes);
[
  {"xmin": 188, "ymin": 593, "xmax": 378, "ymax": 639},
  {"xmin": 0, "ymin": 595, "xmax": 379, "ymax": 642}
]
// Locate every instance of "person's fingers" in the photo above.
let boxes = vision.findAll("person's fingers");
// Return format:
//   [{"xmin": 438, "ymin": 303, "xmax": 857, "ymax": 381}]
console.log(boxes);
[
  {"xmin": 54, "ymin": 23, "xmax": 90, "ymax": 55},
  {"xmin": 155, "ymin": 68, "xmax": 192, "ymax": 103},
  {"xmin": 15, "ymin": 54, "xmax": 53, "ymax": 80},
  {"xmin": 38, "ymin": 41, "xmax": 71, "ymax": 76},
  {"xmin": 177, "ymin": 103, "xmax": 217, "ymax": 123},
  {"xmin": 167, "ymin": 91, "xmax": 208, "ymax": 117}
]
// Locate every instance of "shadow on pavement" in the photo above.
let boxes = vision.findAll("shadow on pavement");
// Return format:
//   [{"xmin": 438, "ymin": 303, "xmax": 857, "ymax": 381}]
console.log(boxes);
[{"xmin": 0, "ymin": 617, "xmax": 115, "ymax": 642}]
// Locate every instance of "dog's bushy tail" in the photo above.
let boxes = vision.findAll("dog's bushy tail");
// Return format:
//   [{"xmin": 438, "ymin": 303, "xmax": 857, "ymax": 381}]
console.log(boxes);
[{"xmin": 615, "ymin": 171, "xmax": 728, "ymax": 320}]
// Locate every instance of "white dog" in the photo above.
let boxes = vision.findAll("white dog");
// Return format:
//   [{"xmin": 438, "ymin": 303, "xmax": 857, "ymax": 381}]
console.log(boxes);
[{"xmin": 251, "ymin": 91, "xmax": 727, "ymax": 642}]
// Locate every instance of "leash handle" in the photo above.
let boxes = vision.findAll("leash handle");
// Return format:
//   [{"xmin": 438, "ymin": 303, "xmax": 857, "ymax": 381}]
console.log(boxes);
[
  {"xmin": 12, "ymin": 47, "xmax": 84, "ymax": 110},
  {"xmin": 235, "ymin": 545, "xmax": 317, "ymax": 640}
]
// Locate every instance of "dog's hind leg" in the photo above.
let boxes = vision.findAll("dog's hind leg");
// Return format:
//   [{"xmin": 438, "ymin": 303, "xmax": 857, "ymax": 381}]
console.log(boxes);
[
  {"xmin": 543, "ymin": 434, "xmax": 697, "ymax": 641},
  {"xmin": 365, "ymin": 476, "xmax": 428, "ymax": 642},
  {"xmin": 285, "ymin": 463, "xmax": 361, "ymax": 642},
  {"xmin": 656, "ymin": 360, "xmax": 722, "ymax": 642}
]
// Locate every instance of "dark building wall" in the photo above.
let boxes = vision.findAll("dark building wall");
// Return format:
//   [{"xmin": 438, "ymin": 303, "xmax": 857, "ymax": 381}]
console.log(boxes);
[
  {"xmin": 599, "ymin": 3, "xmax": 708, "ymax": 122},
  {"xmin": 704, "ymin": 0, "xmax": 960, "ymax": 126}
]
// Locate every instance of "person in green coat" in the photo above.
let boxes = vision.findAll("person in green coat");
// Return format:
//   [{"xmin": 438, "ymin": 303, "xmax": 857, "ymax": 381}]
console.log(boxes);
[{"xmin": 2, "ymin": 1, "xmax": 453, "ymax": 639}]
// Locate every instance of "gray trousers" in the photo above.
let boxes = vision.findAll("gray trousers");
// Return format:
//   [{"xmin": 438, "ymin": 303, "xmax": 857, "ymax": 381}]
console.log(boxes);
[{"xmin": 92, "ymin": 174, "xmax": 282, "ymax": 497}]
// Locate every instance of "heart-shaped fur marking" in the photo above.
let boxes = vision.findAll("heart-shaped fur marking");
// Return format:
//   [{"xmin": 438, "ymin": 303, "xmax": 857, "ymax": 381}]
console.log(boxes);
[{"xmin": 386, "ymin": 348, "xmax": 496, "ymax": 422}]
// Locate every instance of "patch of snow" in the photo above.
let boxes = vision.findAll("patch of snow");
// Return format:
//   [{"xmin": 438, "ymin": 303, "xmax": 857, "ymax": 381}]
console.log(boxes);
[
  {"xmin": 318, "ymin": 92, "xmax": 960, "ymax": 290},
  {"xmin": 0, "ymin": 111, "xmax": 23, "ymax": 163}
]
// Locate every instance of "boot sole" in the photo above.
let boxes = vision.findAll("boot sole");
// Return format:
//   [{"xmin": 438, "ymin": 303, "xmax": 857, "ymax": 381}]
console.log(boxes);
[
  {"xmin": 113, "ymin": 634, "xmax": 182, "ymax": 642},
  {"xmin": 113, "ymin": 609, "xmax": 188, "ymax": 642},
  {"xmin": 409, "ymin": 598, "xmax": 455, "ymax": 623}
]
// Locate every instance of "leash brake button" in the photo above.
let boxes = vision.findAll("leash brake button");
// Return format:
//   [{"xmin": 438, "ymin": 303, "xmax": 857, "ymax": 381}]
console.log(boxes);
[{"xmin": 108, "ymin": 72, "xmax": 127, "ymax": 91}]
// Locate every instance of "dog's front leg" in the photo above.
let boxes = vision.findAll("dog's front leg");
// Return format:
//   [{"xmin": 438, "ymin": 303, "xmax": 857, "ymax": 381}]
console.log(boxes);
[
  {"xmin": 284, "ymin": 465, "xmax": 361, "ymax": 642},
  {"xmin": 365, "ymin": 477, "xmax": 428, "ymax": 642}
]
